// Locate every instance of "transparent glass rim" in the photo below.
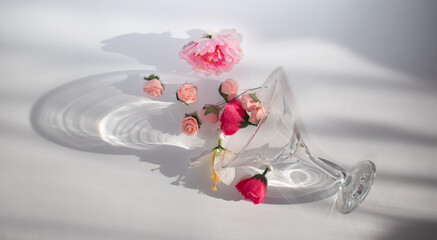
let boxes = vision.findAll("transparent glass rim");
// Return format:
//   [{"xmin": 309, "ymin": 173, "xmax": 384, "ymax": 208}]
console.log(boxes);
[{"xmin": 223, "ymin": 67, "xmax": 282, "ymax": 167}]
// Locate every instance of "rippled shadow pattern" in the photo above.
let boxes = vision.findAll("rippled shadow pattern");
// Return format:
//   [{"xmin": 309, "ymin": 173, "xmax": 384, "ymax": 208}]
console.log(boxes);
[
  {"xmin": 30, "ymin": 70, "xmax": 245, "ymax": 201},
  {"xmin": 243, "ymin": 161, "xmax": 339, "ymax": 204},
  {"xmin": 31, "ymin": 71, "xmax": 212, "ymax": 151},
  {"xmin": 30, "ymin": 70, "xmax": 343, "ymax": 204}
]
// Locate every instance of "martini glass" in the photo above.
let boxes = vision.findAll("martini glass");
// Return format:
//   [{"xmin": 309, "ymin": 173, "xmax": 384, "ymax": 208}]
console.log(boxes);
[{"xmin": 221, "ymin": 68, "xmax": 376, "ymax": 213}]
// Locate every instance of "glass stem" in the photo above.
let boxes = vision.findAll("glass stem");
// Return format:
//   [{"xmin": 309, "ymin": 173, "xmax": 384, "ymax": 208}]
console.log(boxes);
[{"xmin": 289, "ymin": 129, "xmax": 347, "ymax": 183}]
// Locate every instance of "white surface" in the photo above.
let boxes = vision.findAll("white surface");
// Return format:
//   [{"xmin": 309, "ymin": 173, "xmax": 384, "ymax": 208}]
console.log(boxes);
[{"xmin": 1, "ymin": 1, "xmax": 437, "ymax": 239}]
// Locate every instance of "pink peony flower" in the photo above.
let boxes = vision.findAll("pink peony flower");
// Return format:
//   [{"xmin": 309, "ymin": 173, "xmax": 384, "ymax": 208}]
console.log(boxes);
[
  {"xmin": 241, "ymin": 94, "xmax": 259, "ymax": 111},
  {"xmin": 200, "ymin": 105, "xmax": 219, "ymax": 124},
  {"xmin": 179, "ymin": 29, "xmax": 243, "ymax": 76},
  {"xmin": 182, "ymin": 116, "xmax": 200, "ymax": 136},
  {"xmin": 177, "ymin": 83, "xmax": 198, "ymax": 104},
  {"xmin": 219, "ymin": 79, "xmax": 238, "ymax": 102},
  {"xmin": 235, "ymin": 168, "xmax": 269, "ymax": 204},
  {"xmin": 249, "ymin": 105, "xmax": 265, "ymax": 125},
  {"xmin": 220, "ymin": 99, "xmax": 249, "ymax": 135},
  {"xmin": 143, "ymin": 79, "xmax": 164, "ymax": 97}
]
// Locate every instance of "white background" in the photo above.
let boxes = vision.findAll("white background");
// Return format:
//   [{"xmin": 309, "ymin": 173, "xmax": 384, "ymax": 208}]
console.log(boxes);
[{"xmin": 1, "ymin": 1, "xmax": 436, "ymax": 239}]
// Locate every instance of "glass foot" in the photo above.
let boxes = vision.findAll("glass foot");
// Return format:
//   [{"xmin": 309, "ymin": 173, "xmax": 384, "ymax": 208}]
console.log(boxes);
[{"xmin": 336, "ymin": 160, "xmax": 376, "ymax": 214}]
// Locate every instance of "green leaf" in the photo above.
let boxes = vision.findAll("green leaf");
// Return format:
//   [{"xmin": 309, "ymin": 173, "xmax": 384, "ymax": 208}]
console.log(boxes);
[
  {"xmin": 239, "ymin": 121, "xmax": 249, "ymax": 129},
  {"xmin": 192, "ymin": 113, "xmax": 201, "ymax": 127},
  {"xmin": 185, "ymin": 112, "xmax": 201, "ymax": 127},
  {"xmin": 204, "ymin": 105, "xmax": 219, "ymax": 115},
  {"xmin": 176, "ymin": 92, "xmax": 188, "ymax": 105},
  {"xmin": 249, "ymin": 93, "xmax": 260, "ymax": 102},
  {"xmin": 253, "ymin": 174, "xmax": 268, "ymax": 186},
  {"xmin": 218, "ymin": 85, "xmax": 229, "ymax": 102},
  {"xmin": 213, "ymin": 145, "xmax": 224, "ymax": 151},
  {"xmin": 242, "ymin": 114, "xmax": 249, "ymax": 122},
  {"xmin": 145, "ymin": 74, "xmax": 159, "ymax": 81}
]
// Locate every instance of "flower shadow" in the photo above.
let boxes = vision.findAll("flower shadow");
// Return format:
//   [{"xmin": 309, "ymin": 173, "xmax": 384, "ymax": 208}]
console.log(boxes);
[{"xmin": 100, "ymin": 29, "xmax": 207, "ymax": 74}]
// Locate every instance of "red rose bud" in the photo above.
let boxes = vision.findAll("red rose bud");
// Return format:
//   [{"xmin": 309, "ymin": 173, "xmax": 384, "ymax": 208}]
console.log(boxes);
[
  {"xmin": 220, "ymin": 99, "xmax": 249, "ymax": 135},
  {"xmin": 235, "ymin": 168, "xmax": 270, "ymax": 204}
]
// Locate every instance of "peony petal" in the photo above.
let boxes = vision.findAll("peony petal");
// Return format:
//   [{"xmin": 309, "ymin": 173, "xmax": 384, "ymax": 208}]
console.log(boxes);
[{"xmin": 179, "ymin": 30, "xmax": 242, "ymax": 76}]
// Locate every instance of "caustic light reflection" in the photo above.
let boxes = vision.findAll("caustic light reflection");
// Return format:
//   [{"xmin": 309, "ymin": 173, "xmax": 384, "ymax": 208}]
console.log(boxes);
[
  {"xmin": 99, "ymin": 100, "xmax": 203, "ymax": 150},
  {"xmin": 31, "ymin": 71, "xmax": 206, "ymax": 152}
]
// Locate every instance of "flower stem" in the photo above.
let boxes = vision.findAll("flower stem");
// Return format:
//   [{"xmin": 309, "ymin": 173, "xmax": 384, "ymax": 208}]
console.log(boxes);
[
  {"xmin": 262, "ymin": 167, "xmax": 270, "ymax": 176},
  {"xmin": 216, "ymin": 86, "xmax": 266, "ymax": 107}
]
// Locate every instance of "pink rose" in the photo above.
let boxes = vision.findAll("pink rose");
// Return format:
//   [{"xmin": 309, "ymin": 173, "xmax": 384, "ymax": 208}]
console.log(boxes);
[
  {"xmin": 179, "ymin": 29, "xmax": 243, "ymax": 76},
  {"xmin": 235, "ymin": 168, "xmax": 269, "ymax": 204},
  {"xmin": 219, "ymin": 79, "xmax": 238, "ymax": 102},
  {"xmin": 143, "ymin": 79, "xmax": 163, "ymax": 97},
  {"xmin": 241, "ymin": 94, "xmax": 259, "ymax": 111},
  {"xmin": 182, "ymin": 116, "xmax": 199, "ymax": 136},
  {"xmin": 220, "ymin": 99, "xmax": 249, "ymax": 135},
  {"xmin": 177, "ymin": 83, "xmax": 198, "ymax": 104},
  {"xmin": 249, "ymin": 105, "xmax": 265, "ymax": 125},
  {"xmin": 200, "ymin": 105, "xmax": 219, "ymax": 124}
]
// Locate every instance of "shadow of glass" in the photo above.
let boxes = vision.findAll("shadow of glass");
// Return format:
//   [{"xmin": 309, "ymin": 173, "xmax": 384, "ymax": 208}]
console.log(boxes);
[
  {"xmin": 30, "ymin": 70, "xmax": 246, "ymax": 201},
  {"xmin": 30, "ymin": 69, "xmax": 343, "ymax": 205},
  {"xmin": 30, "ymin": 28, "xmax": 364, "ymax": 206}
]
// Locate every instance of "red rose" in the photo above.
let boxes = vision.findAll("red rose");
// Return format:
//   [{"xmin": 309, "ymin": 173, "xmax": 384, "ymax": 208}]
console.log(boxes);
[
  {"xmin": 220, "ymin": 99, "xmax": 249, "ymax": 135},
  {"xmin": 235, "ymin": 168, "xmax": 270, "ymax": 204}
]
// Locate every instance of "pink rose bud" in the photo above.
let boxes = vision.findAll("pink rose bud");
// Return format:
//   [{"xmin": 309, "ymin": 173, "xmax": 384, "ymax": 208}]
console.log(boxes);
[
  {"xmin": 179, "ymin": 29, "xmax": 243, "ymax": 76},
  {"xmin": 143, "ymin": 79, "xmax": 164, "ymax": 97},
  {"xmin": 241, "ymin": 93, "xmax": 259, "ymax": 111},
  {"xmin": 219, "ymin": 79, "xmax": 238, "ymax": 102},
  {"xmin": 182, "ymin": 115, "xmax": 200, "ymax": 136},
  {"xmin": 235, "ymin": 168, "xmax": 270, "ymax": 204},
  {"xmin": 220, "ymin": 99, "xmax": 249, "ymax": 135},
  {"xmin": 249, "ymin": 105, "xmax": 265, "ymax": 125},
  {"xmin": 200, "ymin": 105, "xmax": 220, "ymax": 124},
  {"xmin": 177, "ymin": 83, "xmax": 198, "ymax": 104}
]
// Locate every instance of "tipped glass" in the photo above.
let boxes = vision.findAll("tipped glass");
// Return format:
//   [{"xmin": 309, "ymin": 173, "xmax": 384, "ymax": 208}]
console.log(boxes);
[{"xmin": 221, "ymin": 68, "xmax": 376, "ymax": 213}]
